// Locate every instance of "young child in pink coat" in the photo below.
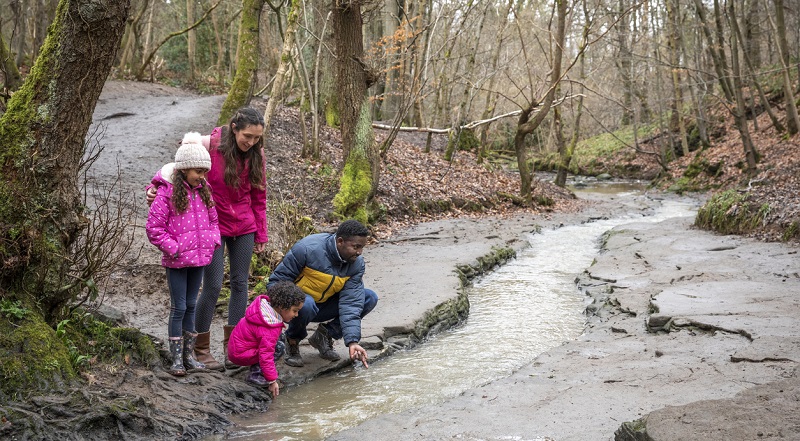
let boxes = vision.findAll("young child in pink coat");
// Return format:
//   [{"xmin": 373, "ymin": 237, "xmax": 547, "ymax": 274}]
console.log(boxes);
[
  {"xmin": 146, "ymin": 132, "xmax": 221, "ymax": 377},
  {"xmin": 227, "ymin": 281, "xmax": 305, "ymax": 396}
]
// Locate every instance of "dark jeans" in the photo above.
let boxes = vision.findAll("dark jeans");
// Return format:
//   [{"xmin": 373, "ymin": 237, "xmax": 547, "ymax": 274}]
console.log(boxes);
[
  {"xmin": 286, "ymin": 289, "xmax": 379, "ymax": 341},
  {"xmin": 166, "ymin": 266, "xmax": 204, "ymax": 338}
]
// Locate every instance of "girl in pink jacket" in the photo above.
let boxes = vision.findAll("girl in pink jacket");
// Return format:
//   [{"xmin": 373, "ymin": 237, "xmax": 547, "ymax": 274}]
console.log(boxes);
[
  {"xmin": 146, "ymin": 132, "xmax": 221, "ymax": 377},
  {"xmin": 228, "ymin": 281, "xmax": 305, "ymax": 396}
]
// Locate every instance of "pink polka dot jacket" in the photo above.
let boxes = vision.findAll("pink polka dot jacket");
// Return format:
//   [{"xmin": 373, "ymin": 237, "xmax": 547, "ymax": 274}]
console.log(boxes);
[{"xmin": 146, "ymin": 163, "xmax": 222, "ymax": 268}]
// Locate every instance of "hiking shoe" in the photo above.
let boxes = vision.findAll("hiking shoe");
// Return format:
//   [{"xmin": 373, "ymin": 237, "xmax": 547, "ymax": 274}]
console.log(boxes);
[
  {"xmin": 308, "ymin": 324, "xmax": 341, "ymax": 361},
  {"xmin": 284, "ymin": 339, "xmax": 304, "ymax": 367}
]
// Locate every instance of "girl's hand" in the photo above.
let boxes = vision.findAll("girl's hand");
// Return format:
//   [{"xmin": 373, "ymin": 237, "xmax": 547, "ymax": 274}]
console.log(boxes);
[
  {"xmin": 268, "ymin": 381, "xmax": 279, "ymax": 397},
  {"xmin": 146, "ymin": 187, "xmax": 157, "ymax": 206},
  {"xmin": 254, "ymin": 242, "xmax": 266, "ymax": 253}
]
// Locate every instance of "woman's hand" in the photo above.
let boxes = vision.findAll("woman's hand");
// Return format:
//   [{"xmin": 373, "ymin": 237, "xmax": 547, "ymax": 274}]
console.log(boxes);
[{"xmin": 254, "ymin": 242, "xmax": 266, "ymax": 253}]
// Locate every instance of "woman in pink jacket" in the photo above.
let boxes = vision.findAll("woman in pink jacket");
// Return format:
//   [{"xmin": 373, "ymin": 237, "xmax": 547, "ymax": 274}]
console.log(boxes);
[
  {"xmin": 228, "ymin": 281, "xmax": 305, "ymax": 396},
  {"xmin": 147, "ymin": 107, "xmax": 268, "ymax": 371},
  {"xmin": 146, "ymin": 132, "xmax": 221, "ymax": 376}
]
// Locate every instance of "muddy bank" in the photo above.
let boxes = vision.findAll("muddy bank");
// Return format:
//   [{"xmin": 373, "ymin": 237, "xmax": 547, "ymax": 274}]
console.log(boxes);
[
  {"xmin": 1, "ymin": 80, "xmax": 635, "ymax": 440},
  {"xmin": 328, "ymin": 201, "xmax": 800, "ymax": 441}
]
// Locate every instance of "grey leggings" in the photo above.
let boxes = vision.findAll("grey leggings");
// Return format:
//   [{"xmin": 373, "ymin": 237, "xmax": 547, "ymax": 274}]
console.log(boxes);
[{"xmin": 194, "ymin": 233, "xmax": 255, "ymax": 332}]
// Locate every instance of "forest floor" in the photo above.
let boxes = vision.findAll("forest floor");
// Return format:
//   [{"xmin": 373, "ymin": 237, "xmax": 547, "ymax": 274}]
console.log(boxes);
[{"xmin": 2, "ymin": 80, "xmax": 799, "ymax": 440}]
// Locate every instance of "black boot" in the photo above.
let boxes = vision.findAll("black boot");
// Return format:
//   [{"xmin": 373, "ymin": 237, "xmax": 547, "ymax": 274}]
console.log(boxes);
[
  {"xmin": 183, "ymin": 331, "xmax": 206, "ymax": 370},
  {"xmin": 168, "ymin": 338, "xmax": 186, "ymax": 377},
  {"xmin": 308, "ymin": 324, "xmax": 341, "ymax": 361}
]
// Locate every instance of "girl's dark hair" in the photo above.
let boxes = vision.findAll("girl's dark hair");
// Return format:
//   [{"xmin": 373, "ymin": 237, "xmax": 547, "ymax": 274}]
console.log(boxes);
[
  {"xmin": 218, "ymin": 107, "xmax": 266, "ymax": 190},
  {"xmin": 171, "ymin": 169, "xmax": 215, "ymax": 213},
  {"xmin": 268, "ymin": 281, "xmax": 306, "ymax": 310}
]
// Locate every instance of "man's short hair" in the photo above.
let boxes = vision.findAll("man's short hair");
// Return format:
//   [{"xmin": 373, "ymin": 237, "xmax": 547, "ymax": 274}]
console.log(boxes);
[{"xmin": 336, "ymin": 219, "xmax": 369, "ymax": 240}]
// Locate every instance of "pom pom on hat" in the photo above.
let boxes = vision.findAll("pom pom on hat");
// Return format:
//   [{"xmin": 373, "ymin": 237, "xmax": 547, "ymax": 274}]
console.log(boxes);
[{"xmin": 174, "ymin": 132, "xmax": 211, "ymax": 170}]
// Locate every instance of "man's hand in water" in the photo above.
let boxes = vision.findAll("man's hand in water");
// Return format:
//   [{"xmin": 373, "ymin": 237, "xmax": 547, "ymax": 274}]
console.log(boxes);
[{"xmin": 348, "ymin": 343, "xmax": 369, "ymax": 368}]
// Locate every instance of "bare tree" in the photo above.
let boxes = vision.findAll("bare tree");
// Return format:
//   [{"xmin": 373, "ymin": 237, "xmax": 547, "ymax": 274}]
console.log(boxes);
[
  {"xmin": 771, "ymin": 0, "xmax": 800, "ymax": 135},
  {"xmin": 263, "ymin": 0, "xmax": 301, "ymax": 136},
  {"xmin": 512, "ymin": 0, "xmax": 567, "ymax": 201},
  {"xmin": 692, "ymin": 0, "xmax": 758, "ymax": 174}
]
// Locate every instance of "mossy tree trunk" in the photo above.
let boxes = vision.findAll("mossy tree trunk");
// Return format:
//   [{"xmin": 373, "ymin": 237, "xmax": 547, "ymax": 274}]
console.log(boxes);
[
  {"xmin": 332, "ymin": 0, "xmax": 379, "ymax": 223},
  {"xmin": 0, "ymin": 0, "xmax": 131, "ymax": 400},
  {"xmin": 218, "ymin": 0, "xmax": 265, "ymax": 125}
]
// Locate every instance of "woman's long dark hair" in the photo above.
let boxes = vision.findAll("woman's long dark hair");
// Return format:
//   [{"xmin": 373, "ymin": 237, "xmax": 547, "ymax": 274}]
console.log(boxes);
[
  {"xmin": 218, "ymin": 107, "xmax": 266, "ymax": 190},
  {"xmin": 171, "ymin": 169, "xmax": 215, "ymax": 213}
]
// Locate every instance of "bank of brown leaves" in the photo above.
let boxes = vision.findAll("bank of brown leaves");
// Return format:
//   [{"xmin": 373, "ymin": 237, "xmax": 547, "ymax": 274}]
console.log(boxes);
[
  {"xmin": 263, "ymin": 105, "xmax": 583, "ymax": 242},
  {"xmin": 655, "ymin": 104, "xmax": 800, "ymax": 243}
]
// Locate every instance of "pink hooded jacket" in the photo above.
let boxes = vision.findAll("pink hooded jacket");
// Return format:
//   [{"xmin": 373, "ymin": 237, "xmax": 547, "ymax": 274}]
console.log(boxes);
[
  {"xmin": 146, "ymin": 164, "xmax": 221, "ymax": 268},
  {"xmin": 227, "ymin": 295, "xmax": 284, "ymax": 382},
  {"xmin": 204, "ymin": 127, "xmax": 268, "ymax": 243}
]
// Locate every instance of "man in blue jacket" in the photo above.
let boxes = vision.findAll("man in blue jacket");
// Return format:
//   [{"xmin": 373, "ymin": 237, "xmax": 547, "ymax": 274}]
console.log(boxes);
[{"xmin": 267, "ymin": 219, "xmax": 378, "ymax": 368}]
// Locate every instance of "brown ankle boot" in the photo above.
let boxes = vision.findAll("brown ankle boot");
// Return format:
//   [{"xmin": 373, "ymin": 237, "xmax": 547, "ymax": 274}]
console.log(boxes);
[
  {"xmin": 194, "ymin": 331, "xmax": 223, "ymax": 371},
  {"xmin": 223, "ymin": 324, "xmax": 240, "ymax": 369}
]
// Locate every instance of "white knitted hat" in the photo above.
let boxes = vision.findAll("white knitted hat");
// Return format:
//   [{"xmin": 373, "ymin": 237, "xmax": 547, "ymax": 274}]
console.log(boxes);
[{"xmin": 174, "ymin": 132, "xmax": 211, "ymax": 170}]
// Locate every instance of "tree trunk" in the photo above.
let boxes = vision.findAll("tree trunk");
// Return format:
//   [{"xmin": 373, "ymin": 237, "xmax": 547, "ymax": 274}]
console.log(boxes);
[
  {"xmin": 616, "ymin": 0, "xmax": 634, "ymax": 126},
  {"xmin": 727, "ymin": 0, "xmax": 758, "ymax": 173},
  {"xmin": 730, "ymin": 0, "xmax": 784, "ymax": 134},
  {"xmin": 218, "ymin": 0, "xmax": 265, "ymax": 125},
  {"xmin": 478, "ymin": 0, "xmax": 515, "ymax": 163},
  {"xmin": 773, "ymin": 0, "xmax": 800, "ymax": 135},
  {"xmin": 211, "ymin": 4, "xmax": 225, "ymax": 81},
  {"xmin": 667, "ymin": 0, "xmax": 689, "ymax": 156},
  {"xmin": 1, "ymin": 32, "xmax": 22, "ymax": 92},
  {"xmin": 263, "ymin": 0, "xmax": 302, "ymax": 137},
  {"xmin": 0, "ymin": 0, "xmax": 130, "ymax": 398},
  {"xmin": 555, "ymin": 0, "xmax": 589, "ymax": 188},
  {"xmin": 12, "ymin": 0, "xmax": 28, "ymax": 67},
  {"xmin": 444, "ymin": 2, "xmax": 488, "ymax": 162},
  {"xmin": 514, "ymin": 0, "xmax": 566, "ymax": 201},
  {"xmin": 187, "ymin": 0, "xmax": 197, "ymax": 83},
  {"xmin": 332, "ymin": 0, "xmax": 378, "ymax": 223},
  {"xmin": 410, "ymin": 0, "xmax": 431, "ymax": 128}
]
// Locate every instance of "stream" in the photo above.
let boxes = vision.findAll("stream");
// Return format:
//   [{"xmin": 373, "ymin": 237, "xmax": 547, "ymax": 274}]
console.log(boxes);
[{"xmin": 213, "ymin": 186, "xmax": 697, "ymax": 441}]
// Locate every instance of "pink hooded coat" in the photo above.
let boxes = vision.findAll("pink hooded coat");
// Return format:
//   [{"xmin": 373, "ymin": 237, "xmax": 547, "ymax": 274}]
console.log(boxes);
[
  {"xmin": 227, "ymin": 295, "xmax": 284, "ymax": 382},
  {"xmin": 204, "ymin": 127, "xmax": 268, "ymax": 243},
  {"xmin": 146, "ymin": 164, "xmax": 221, "ymax": 268}
]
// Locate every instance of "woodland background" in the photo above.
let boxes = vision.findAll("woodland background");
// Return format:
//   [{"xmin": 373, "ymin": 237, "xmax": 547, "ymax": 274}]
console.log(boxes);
[{"xmin": 0, "ymin": 0, "xmax": 799, "ymax": 438}]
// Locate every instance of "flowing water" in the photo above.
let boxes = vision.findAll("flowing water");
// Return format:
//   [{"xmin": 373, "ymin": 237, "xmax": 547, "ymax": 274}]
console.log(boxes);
[{"xmin": 218, "ymin": 188, "xmax": 697, "ymax": 441}]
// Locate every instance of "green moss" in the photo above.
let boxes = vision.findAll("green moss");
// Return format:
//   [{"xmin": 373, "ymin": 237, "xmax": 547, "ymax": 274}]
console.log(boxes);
[
  {"xmin": 445, "ymin": 128, "xmax": 480, "ymax": 159},
  {"xmin": 333, "ymin": 160, "xmax": 371, "ymax": 224},
  {"xmin": 333, "ymin": 101, "xmax": 374, "ymax": 223},
  {"xmin": 0, "ymin": 313, "xmax": 75, "ymax": 401},
  {"xmin": 695, "ymin": 190, "xmax": 769, "ymax": 234},
  {"xmin": 325, "ymin": 97, "xmax": 340, "ymax": 128}
]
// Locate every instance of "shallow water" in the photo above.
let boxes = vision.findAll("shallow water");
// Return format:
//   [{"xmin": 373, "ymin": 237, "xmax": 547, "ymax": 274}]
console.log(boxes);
[{"xmin": 219, "ymin": 191, "xmax": 697, "ymax": 441}]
